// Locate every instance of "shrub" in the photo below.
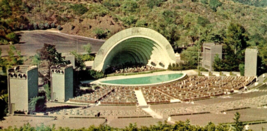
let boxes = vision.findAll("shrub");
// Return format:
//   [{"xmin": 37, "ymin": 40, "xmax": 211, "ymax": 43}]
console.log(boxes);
[
  {"xmin": 44, "ymin": 23, "xmax": 49, "ymax": 29},
  {"xmin": 201, "ymin": 0, "xmax": 208, "ymax": 4},
  {"xmin": 71, "ymin": 4, "xmax": 88, "ymax": 15},
  {"xmin": 20, "ymin": 24, "xmax": 24, "ymax": 30},
  {"xmin": 44, "ymin": 84, "xmax": 51, "ymax": 100},
  {"xmin": 33, "ymin": 23, "xmax": 38, "ymax": 30},
  {"xmin": 146, "ymin": 0, "xmax": 167, "ymax": 9},
  {"xmin": 51, "ymin": 23, "xmax": 55, "ymax": 28},
  {"xmin": 121, "ymin": 15, "xmax": 137, "ymax": 26},
  {"xmin": 239, "ymin": 64, "xmax": 244, "ymax": 76},
  {"xmin": 6, "ymin": 32, "xmax": 19, "ymax": 43},
  {"xmin": 89, "ymin": 70, "xmax": 105, "ymax": 79},
  {"xmin": 209, "ymin": 0, "xmax": 222, "ymax": 11},
  {"xmin": 57, "ymin": 25, "xmax": 62, "ymax": 30},
  {"xmin": 0, "ymin": 38, "xmax": 9, "ymax": 45},
  {"xmin": 93, "ymin": 28, "xmax": 109, "ymax": 39},
  {"xmin": 38, "ymin": 23, "xmax": 44, "ymax": 30},
  {"xmin": 28, "ymin": 96, "xmax": 46, "ymax": 113}
]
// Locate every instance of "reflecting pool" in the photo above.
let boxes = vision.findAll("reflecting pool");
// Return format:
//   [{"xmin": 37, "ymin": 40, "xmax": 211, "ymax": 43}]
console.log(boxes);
[{"xmin": 100, "ymin": 73, "xmax": 184, "ymax": 85}]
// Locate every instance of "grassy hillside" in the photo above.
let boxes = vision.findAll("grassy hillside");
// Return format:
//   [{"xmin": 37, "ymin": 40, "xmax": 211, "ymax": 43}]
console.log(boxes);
[{"xmin": 0, "ymin": 0, "xmax": 267, "ymax": 70}]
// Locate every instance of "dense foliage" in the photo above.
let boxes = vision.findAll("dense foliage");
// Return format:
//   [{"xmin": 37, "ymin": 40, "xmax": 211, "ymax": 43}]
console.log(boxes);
[
  {"xmin": 231, "ymin": 0, "xmax": 267, "ymax": 7},
  {"xmin": 28, "ymin": 96, "xmax": 46, "ymax": 113},
  {"xmin": 71, "ymin": 4, "xmax": 88, "ymax": 15},
  {"xmin": 1, "ymin": 113, "xmax": 247, "ymax": 131},
  {"xmin": 37, "ymin": 43, "xmax": 66, "ymax": 84}
]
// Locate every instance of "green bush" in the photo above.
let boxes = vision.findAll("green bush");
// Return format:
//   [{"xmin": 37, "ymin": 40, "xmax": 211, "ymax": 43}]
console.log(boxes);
[
  {"xmin": 121, "ymin": 15, "xmax": 137, "ymax": 26},
  {"xmin": 44, "ymin": 84, "xmax": 51, "ymax": 100},
  {"xmin": 57, "ymin": 25, "xmax": 62, "ymax": 30},
  {"xmin": 71, "ymin": 4, "xmax": 88, "ymax": 15},
  {"xmin": 93, "ymin": 28, "xmax": 109, "ymax": 39},
  {"xmin": 200, "ymin": 0, "xmax": 208, "ymax": 4},
  {"xmin": 209, "ymin": 0, "xmax": 222, "ymax": 11},
  {"xmin": 239, "ymin": 64, "xmax": 244, "ymax": 76},
  {"xmin": 146, "ymin": 0, "xmax": 167, "ymax": 9},
  {"xmin": 89, "ymin": 70, "xmax": 105, "ymax": 79},
  {"xmin": 28, "ymin": 96, "xmax": 46, "ymax": 113},
  {"xmin": 6, "ymin": 32, "xmax": 19, "ymax": 43},
  {"xmin": 0, "ymin": 38, "xmax": 9, "ymax": 45}
]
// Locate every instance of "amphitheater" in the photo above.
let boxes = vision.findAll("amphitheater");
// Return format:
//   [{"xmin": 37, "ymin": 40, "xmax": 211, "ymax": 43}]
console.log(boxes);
[
  {"xmin": 1, "ymin": 28, "xmax": 267, "ymax": 130},
  {"xmin": 50, "ymin": 27, "xmax": 264, "ymax": 129}
]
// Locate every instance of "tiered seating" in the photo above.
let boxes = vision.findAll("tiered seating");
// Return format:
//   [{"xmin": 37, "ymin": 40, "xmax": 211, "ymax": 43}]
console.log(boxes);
[
  {"xmin": 153, "ymin": 94, "xmax": 267, "ymax": 117},
  {"xmin": 70, "ymin": 75, "xmax": 256, "ymax": 105},
  {"xmin": 101, "ymin": 86, "xmax": 137, "ymax": 104},
  {"xmin": 69, "ymin": 86, "xmax": 114, "ymax": 103},
  {"xmin": 50, "ymin": 107, "xmax": 149, "ymax": 117},
  {"xmin": 141, "ymin": 87, "xmax": 173, "ymax": 104}
]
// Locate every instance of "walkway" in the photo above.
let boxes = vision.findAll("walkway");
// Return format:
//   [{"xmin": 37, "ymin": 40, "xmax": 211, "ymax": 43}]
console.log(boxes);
[
  {"xmin": 142, "ymin": 108, "xmax": 163, "ymax": 119},
  {"xmin": 134, "ymin": 90, "xmax": 163, "ymax": 119},
  {"xmin": 134, "ymin": 90, "xmax": 147, "ymax": 107}
]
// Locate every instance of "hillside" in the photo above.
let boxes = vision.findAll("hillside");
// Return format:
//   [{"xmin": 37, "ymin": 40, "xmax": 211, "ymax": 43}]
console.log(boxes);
[
  {"xmin": 0, "ymin": 0, "xmax": 267, "ymax": 70},
  {"xmin": 0, "ymin": 0, "xmax": 266, "ymax": 45}
]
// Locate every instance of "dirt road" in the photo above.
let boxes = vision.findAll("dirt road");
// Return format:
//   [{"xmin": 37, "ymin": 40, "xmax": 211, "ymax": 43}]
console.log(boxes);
[{"xmin": 0, "ymin": 30, "xmax": 105, "ymax": 56}]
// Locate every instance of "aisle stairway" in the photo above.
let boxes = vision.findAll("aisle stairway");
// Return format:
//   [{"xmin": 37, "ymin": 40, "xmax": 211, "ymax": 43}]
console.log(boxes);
[
  {"xmin": 134, "ymin": 89, "xmax": 148, "ymax": 107},
  {"xmin": 134, "ymin": 89, "xmax": 163, "ymax": 119}
]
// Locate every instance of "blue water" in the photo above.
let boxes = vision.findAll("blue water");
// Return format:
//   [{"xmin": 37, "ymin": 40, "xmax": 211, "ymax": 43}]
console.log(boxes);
[{"xmin": 101, "ymin": 73, "xmax": 183, "ymax": 85}]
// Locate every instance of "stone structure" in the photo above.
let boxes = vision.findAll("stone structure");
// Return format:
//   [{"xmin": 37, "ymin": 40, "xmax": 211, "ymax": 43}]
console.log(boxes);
[
  {"xmin": 245, "ymin": 48, "xmax": 258, "ymax": 76},
  {"xmin": 93, "ymin": 27, "xmax": 176, "ymax": 72},
  {"xmin": 62, "ymin": 53, "xmax": 75, "ymax": 69},
  {"xmin": 51, "ymin": 64, "xmax": 73, "ymax": 102},
  {"xmin": 8, "ymin": 66, "xmax": 38, "ymax": 114},
  {"xmin": 202, "ymin": 43, "xmax": 222, "ymax": 71}
]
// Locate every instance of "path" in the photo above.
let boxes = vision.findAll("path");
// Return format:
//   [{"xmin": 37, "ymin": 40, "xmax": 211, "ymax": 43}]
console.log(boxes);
[
  {"xmin": 142, "ymin": 108, "xmax": 163, "ymax": 119},
  {"xmin": 134, "ymin": 90, "xmax": 147, "ymax": 107},
  {"xmin": 134, "ymin": 89, "xmax": 163, "ymax": 119}
]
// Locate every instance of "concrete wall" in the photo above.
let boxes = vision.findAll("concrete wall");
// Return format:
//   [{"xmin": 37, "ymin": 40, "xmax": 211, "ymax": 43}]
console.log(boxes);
[
  {"xmin": 10, "ymin": 79, "xmax": 28, "ymax": 112},
  {"xmin": 9, "ymin": 66, "xmax": 38, "ymax": 112},
  {"xmin": 52, "ymin": 72, "xmax": 65, "ymax": 102},
  {"xmin": 202, "ymin": 43, "xmax": 222, "ymax": 71},
  {"xmin": 27, "ymin": 68, "xmax": 38, "ymax": 99},
  {"xmin": 245, "ymin": 48, "xmax": 258, "ymax": 76},
  {"xmin": 64, "ymin": 66, "xmax": 73, "ymax": 102},
  {"xmin": 51, "ymin": 65, "xmax": 73, "ymax": 102}
]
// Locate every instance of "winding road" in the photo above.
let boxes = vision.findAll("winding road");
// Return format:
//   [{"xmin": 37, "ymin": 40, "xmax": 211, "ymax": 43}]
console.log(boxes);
[{"xmin": 0, "ymin": 30, "xmax": 105, "ymax": 56}]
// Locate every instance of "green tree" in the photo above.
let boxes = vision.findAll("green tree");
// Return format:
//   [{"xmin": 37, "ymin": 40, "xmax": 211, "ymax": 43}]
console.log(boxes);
[
  {"xmin": 37, "ymin": 43, "xmax": 65, "ymax": 83},
  {"xmin": 5, "ymin": 45, "xmax": 23, "ymax": 71},
  {"xmin": 0, "ymin": 0, "xmax": 12, "ymax": 18},
  {"xmin": 180, "ymin": 46, "xmax": 199, "ymax": 68},
  {"xmin": 213, "ymin": 54, "xmax": 224, "ymax": 71},
  {"xmin": 0, "ymin": 93, "xmax": 8, "ymax": 120},
  {"xmin": 225, "ymin": 23, "xmax": 248, "ymax": 54},
  {"xmin": 83, "ymin": 43, "xmax": 92, "ymax": 55},
  {"xmin": 31, "ymin": 54, "xmax": 41, "ymax": 66},
  {"xmin": 233, "ymin": 112, "xmax": 244, "ymax": 131}
]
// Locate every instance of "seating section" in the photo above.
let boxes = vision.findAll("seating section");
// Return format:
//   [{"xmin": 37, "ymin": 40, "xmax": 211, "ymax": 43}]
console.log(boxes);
[
  {"xmin": 49, "ymin": 106, "xmax": 149, "ymax": 117},
  {"xmin": 69, "ymin": 76, "xmax": 256, "ymax": 105},
  {"xmin": 153, "ymin": 94, "xmax": 267, "ymax": 117},
  {"xmin": 101, "ymin": 86, "xmax": 138, "ymax": 104}
]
